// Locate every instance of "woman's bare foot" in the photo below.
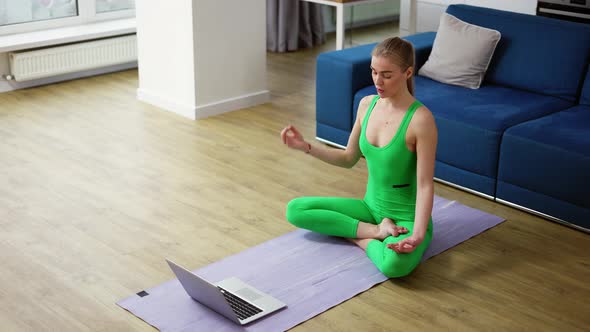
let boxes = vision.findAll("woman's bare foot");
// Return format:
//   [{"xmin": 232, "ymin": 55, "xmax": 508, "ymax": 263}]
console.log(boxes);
[{"xmin": 377, "ymin": 217, "xmax": 408, "ymax": 240}]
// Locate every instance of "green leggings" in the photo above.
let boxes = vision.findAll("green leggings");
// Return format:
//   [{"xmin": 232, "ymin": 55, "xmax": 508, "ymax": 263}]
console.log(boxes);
[{"xmin": 286, "ymin": 196, "xmax": 433, "ymax": 278}]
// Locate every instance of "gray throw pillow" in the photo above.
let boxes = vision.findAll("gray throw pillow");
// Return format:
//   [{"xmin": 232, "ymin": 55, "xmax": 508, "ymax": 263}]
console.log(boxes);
[{"xmin": 418, "ymin": 13, "xmax": 501, "ymax": 89}]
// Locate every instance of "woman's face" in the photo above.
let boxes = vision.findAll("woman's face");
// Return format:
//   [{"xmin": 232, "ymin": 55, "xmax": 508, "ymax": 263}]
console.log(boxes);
[{"xmin": 371, "ymin": 56, "xmax": 412, "ymax": 98}]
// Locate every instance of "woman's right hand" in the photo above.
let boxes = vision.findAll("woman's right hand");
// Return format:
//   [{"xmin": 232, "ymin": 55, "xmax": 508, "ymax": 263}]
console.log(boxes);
[
  {"xmin": 377, "ymin": 217, "xmax": 408, "ymax": 240},
  {"xmin": 280, "ymin": 125, "xmax": 308, "ymax": 152}
]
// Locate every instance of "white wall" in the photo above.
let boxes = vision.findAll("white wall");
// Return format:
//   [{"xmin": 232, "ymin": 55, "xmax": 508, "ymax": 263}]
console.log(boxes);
[
  {"xmin": 464, "ymin": 0, "xmax": 537, "ymax": 15},
  {"xmin": 136, "ymin": 0, "xmax": 268, "ymax": 120},
  {"xmin": 193, "ymin": 0, "xmax": 267, "ymax": 107},
  {"xmin": 0, "ymin": 53, "xmax": 9, "ymax": 79},
  {"xmin": 400, "ymin": 0, "xmax": 417, "ymax": 36},
  {"xmin": 135, "ymin": 0, "xmax": 197, "ymax": 117},
  {"xmin": 416, "ymin": 0, "xmax": 537, "ymax": 33},
  {"xmin": 417, "ymin": 0, "xmax": 458, "ymax": 33}
]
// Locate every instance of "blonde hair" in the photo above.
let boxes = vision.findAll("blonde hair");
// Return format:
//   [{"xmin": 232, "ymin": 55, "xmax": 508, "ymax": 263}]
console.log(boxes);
[{"xmin": 371, "ymin": 37, "xmax": 415, "ymax": 96}]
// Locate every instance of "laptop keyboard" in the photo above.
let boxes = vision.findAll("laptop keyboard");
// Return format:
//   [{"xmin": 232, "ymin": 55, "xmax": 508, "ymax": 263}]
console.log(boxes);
[{"xmin": 218, "ymin": 287, "xmax": 263, "ymax": 321}]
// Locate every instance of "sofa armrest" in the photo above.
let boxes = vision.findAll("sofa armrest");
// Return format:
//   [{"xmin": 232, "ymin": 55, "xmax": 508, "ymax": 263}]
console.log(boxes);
[{"xmin": 316, "ymin": 43, "xmax": 377, "ymax": 141}]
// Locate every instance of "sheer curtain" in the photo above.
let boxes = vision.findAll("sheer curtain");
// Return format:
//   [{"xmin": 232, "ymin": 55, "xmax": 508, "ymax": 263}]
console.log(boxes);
[{"xmin": 267, "ymin": 0, "xmax": 326, "ymax": 52}]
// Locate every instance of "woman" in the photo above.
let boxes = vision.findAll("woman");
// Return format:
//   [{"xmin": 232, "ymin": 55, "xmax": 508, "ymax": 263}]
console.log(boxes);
[{"xmin": 280, "ymin": 37, "xmax": 437, "ymax": 278}]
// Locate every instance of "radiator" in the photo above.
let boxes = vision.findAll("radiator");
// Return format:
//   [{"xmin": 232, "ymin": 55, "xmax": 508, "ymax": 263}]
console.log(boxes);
[{"xmin": 8, "ymin": 34, "xmax": 137, "ymax": 82}]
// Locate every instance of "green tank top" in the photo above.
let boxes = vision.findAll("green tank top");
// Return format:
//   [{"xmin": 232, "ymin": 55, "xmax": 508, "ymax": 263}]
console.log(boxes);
[{"xmin": 359, "ymin": 95, "xmax": 423, "ymax": 222}]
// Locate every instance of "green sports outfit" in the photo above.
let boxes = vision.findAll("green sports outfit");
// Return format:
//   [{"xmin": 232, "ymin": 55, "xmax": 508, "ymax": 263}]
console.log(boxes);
[{"xmin": 286, "ymin": 95, "xmax": 433, "ymax": 278}]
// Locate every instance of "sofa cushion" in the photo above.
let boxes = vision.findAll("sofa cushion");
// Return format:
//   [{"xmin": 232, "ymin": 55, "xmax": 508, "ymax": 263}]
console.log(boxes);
[
  {"xmin": 416, "ymin": 75, "xmax": 575, "ymax": 180},
  {"xmin": 446, "ymin": 4, "xmax": 590, "ymax": 102},
  {"xmin": 498, "ymin": 105, "xmax": 590, "ymax": 223},
  {"xmin": 418, "ymin": 13, "xmax": 501, "ymax": 89},
  {"xmin": 353, "ymin": 76, "xmax": 574, "ymax": 181}
]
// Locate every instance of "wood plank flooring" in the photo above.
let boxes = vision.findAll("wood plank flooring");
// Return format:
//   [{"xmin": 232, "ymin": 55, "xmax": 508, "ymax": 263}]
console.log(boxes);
[{"xmin": 0, "ymin": 24, "xmax": 588, "ymax": 331}]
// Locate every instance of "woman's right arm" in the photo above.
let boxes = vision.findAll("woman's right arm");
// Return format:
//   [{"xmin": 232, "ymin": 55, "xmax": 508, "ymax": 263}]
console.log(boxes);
[{"xmin": 281, "ymin": 95, "xmax": 373, "ymax": 169}]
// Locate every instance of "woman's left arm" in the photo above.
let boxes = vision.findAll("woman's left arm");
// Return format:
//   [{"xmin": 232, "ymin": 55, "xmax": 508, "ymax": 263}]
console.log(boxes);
[
  {"xmin": 388, "ymin": 107, "xmax": 438, "ymax": 254},
  {"xmin": 412, "ymin": 107, "xmax": 438, "ymax": 240}
]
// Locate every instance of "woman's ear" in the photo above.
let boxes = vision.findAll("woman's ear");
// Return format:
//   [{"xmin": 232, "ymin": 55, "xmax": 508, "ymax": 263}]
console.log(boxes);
[{"xmin": 406, "ymin": 66, "xmax": 414, "ymax": 79}]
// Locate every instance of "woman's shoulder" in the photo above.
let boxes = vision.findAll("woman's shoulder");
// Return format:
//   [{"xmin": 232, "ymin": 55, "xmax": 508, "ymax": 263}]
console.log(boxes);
[
  {"xmin": 356, "ymin": 94, "xmax": 377, "ymax": 120},
  {"xmin": 410, "ymin": 103, "xmax": 437, "ymax": 134},
  {"xmin": 361, "ymin": 94, "xmax": 378, "ymax": 107},
  {"xmin": 413, "ymin": 102, "xmax": 434, "ymax": 121}
]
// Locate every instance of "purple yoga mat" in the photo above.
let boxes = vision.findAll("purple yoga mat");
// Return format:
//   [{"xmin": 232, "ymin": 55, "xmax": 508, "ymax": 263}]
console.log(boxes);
[{"xmin": 118, "ymin": 196, "xmax": 504, "ymax": 332}]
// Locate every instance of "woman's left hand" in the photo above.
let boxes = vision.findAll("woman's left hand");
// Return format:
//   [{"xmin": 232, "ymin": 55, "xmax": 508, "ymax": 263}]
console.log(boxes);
[{"xmin": 387, "ymin": 235, "xmax": 423, "ymax": 254}]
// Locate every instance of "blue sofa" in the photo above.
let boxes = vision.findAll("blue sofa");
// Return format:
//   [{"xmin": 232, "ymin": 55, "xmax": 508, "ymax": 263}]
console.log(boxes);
[{"xmin": 315, "ymin": 4, "xmax": 590, "ymax": 231}]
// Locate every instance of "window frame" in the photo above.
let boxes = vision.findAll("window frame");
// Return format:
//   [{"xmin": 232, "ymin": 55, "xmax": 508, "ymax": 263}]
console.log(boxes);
[{"xmin": 0, "ymin": 0, "xmax": 135, "ymax": 36}]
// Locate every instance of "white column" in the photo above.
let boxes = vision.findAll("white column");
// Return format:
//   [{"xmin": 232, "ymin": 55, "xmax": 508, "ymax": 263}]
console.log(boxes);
[
  {"xmin": 135, "ymin": 0, "xmax": 197, "ymax": 118},
  {"xmin": 335, "ymin": 3, "xmax": 345, "ymax": 50},
  {"xmin": 192, "ymin": 0, "xmax": 269, "ymax": 118},
  {"xmin": 136, "ymin": 0, "xmax": 269, "ymax": 120},
  {"xmin": 399, "ymin": 0, "xmax": 417, "ymax": 37}
]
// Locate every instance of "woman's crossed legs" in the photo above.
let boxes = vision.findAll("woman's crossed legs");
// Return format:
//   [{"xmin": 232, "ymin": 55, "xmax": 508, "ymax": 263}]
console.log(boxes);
[{"xmin": 286, "ymin": 196, "xmax": 431, "ymax": 278}]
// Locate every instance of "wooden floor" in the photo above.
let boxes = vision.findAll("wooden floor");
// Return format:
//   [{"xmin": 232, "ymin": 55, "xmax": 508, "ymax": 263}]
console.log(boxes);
[{"xmin": 0, "ymin": 24, "xmax": 589, "ymax": 332}]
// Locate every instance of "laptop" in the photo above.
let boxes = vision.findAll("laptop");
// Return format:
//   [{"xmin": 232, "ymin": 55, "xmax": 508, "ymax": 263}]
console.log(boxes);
[{"xmin": 166, "ymin": 259, "xmax": 287, "ymax": 325}]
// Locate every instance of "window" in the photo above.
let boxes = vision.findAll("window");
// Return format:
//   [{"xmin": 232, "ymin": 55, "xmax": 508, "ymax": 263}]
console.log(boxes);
[
  {"xmin": 0, "ymin": 0, "xmax": 135, "ymax": 35},
  {"xmin": 96, "ymin": 0, "xmax": 134, "ymax": 14},
  {"xmin": 0, "ymin": 0, "xmax": 78, "ymax": 26}
]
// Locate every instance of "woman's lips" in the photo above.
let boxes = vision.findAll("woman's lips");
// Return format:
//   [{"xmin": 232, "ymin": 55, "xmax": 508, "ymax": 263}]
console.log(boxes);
[{"xmin": 377, "ymin": 88, "xmax": 384, "ymax": 93}]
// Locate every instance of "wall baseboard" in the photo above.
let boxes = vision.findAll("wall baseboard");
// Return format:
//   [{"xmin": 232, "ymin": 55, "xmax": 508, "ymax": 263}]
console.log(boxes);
[
  {"xmin": 195, "ymin": 90, "xmax": 270, "ymax": 119},
  {"xmin": 0, "ymin": 61, "xmax": 137, "ymax": 93},
  {"xmin": 137, "ymin": 89, "xmax": 270, "ymax": 120},
  {"xmin": 137, "ymin": 88, "xmax": 197, "ymax": 119}
]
